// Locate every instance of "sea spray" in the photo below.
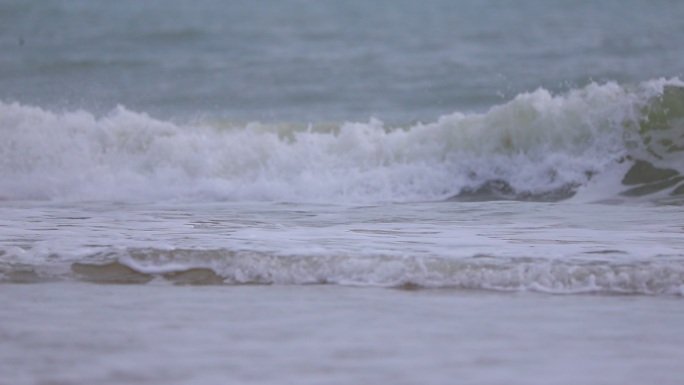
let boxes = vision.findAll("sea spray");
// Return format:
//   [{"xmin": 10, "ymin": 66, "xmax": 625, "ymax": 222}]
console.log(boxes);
[{"xmin": 1, "ymin": 78, "xmax": 682, "ymax": 204}]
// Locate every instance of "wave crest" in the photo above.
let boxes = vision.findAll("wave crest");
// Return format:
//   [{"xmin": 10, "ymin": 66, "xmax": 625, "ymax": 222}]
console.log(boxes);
[{"xmin": 1, "ymin": 78, "xmax": 683, "ymax": 204}]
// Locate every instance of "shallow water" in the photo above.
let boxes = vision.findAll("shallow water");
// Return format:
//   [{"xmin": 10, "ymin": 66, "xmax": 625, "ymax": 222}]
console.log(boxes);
[
  {"xmin": 2, "ymin": 283, "xmax": 683, "ymax": 385},
  {"xmin": 2, "ymin": 201, "xmax": 683, "ymax": 294}
]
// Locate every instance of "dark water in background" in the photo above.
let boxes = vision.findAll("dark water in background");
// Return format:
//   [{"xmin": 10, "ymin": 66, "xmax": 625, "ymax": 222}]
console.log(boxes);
[{"xmin": 2, "ymin": 0, "xmax": 683, "ymax": 122}]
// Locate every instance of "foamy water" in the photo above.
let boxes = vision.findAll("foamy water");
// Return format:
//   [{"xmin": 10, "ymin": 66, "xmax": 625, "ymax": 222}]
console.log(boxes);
[
  {"xmin": 2, "ymin": 79, "xmax": 683, "ymax": 204},
  {"xmin": 2, "ymin": 200, "xmax": 683, "ymax": 296},
  {"xmin": 2, "ymin": 79, "xmax": 684, "ymax": 295}
]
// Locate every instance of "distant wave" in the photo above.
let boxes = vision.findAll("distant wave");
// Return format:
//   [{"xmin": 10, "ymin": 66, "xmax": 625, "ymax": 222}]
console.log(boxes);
[{"xmin": 1, "ymin": 78, "xmax": 683, "ymax": 204}]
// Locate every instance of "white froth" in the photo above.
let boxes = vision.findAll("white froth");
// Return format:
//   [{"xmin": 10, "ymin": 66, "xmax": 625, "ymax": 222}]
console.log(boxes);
[
  {"xmin": 1, "ymin": 200, "xmax": 683, "ymax": 295},
  {"xmin": 0, "ymin": 78, "xmax": 681, "ymax": 203}
]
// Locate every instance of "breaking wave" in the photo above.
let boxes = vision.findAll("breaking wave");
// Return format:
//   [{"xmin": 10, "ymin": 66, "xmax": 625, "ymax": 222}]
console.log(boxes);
[{"xmin": 1, "ymin": 78, "xmax": 683, "ymax": 204}]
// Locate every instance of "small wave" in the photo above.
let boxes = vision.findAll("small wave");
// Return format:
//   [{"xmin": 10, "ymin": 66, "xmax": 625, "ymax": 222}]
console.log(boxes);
[
  {"xmin": 1, "ymin": 78, "xmax": 683, "ymax": 204},
  {"xmin": 2, "ymin": 249, "xmax": 683, "ymax": 296}
]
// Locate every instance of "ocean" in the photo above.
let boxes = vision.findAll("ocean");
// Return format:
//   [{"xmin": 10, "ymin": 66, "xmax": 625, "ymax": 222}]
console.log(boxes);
[{"xmin": 1, "ymin": 1, "xmax": 684, "ymax": 384}]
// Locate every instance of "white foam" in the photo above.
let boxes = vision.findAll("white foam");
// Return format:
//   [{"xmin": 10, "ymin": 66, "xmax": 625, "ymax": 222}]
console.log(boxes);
[
  {"xmin": 1, "ymin": 78, "xmax": 681, "ymax": 203},
  {"xmin": 65, "ymin": 250, "xmax": 682, "ymax": 295}
]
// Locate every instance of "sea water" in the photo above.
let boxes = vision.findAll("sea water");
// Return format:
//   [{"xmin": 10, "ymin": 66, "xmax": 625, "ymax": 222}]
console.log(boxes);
[{"xmin": 1, "ymin": 1, "xmax": 684, "ymax": 384}]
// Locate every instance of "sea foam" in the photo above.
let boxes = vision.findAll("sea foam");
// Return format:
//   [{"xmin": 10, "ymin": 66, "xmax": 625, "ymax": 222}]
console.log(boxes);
[
  {"xmin": 1, "ymin": 78, "xmax": 682, "ymax": 203},
  {"xmin": 3, "ymin": 249, "xmax": 683, "ymax": 296}
]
